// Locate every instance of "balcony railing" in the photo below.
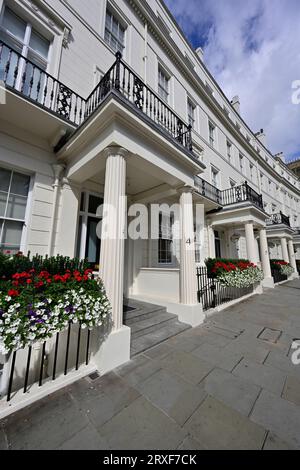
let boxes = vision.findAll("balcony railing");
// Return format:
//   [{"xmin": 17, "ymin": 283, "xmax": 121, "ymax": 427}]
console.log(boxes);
[
  {"xmin": 0, "ymin": 42, "xmax": 193, "ymax": 153},
  {"xmin": 194, "ymin": 176, "xmax": 221, "ymax": 204},
  {"xmin": 221, "ymin": 181, "xmax": 263, "ymax": 210},
  {"xmin": 84, "ymin": 52, "xmax": 193, "ymax": 151},
  {"xmin": 266, "ymin": 212, "xmax": 291, "ymax": 227},
  {"xmin": 194, "ymin": 177, "xmax": 264, "ymax": 210},
  {"xmin": 0, "ymin": 40, "xmax": 86, "ymax": 125}
]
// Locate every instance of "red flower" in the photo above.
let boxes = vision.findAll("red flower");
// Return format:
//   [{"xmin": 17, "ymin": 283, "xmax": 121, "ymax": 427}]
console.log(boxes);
[
  {"xmin": 26, "ymin": 279, "xmax": 32, "ymax": 284},
  {"xmin": 35, "ymin": 281, "xmax": 44, "ymax": 288},
  {"xmin": 12, "ymin": 280, "xmax": 19, "ymax": 287},
  {"xmin": 8, "ymin": 289, "xmax": 19, "ymax": 297}
]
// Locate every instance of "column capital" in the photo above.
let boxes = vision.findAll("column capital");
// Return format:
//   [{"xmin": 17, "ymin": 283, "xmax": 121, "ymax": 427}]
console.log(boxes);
[
  {"xmin": 177, "ymin": 185, "xmax": 194, "ymax": 196},
  {"xmin": 103, "ymin": 146, "xmax": 129, "ymax": 159}
]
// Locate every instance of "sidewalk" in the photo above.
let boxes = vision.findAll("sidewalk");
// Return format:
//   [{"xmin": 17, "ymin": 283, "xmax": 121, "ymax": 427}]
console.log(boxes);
[{"xmin": 1, "ymin": 279, "xmax": 300, "ymax": 450}]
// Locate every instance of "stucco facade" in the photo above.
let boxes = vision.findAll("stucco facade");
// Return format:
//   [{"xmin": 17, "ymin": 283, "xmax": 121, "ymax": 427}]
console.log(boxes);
[{"xmin": 0, "ymin": 0, "xmax": 300, "ymax": 376}]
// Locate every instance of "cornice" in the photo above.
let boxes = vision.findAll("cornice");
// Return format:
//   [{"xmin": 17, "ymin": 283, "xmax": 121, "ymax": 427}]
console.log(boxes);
[{"xmin": 127, "ymin": 0, "xmax": 300, "ymax": 195}]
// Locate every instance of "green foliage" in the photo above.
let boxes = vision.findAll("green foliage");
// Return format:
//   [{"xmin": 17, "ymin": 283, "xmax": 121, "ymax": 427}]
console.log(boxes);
[{"xmin": 0, "ymin": 252, "xmax": 89, "ymax": 280}]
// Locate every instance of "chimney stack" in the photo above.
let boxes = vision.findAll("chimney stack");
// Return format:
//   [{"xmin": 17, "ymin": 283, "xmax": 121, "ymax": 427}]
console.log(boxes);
[
  {"xmin": 274, "ymin": 152, "xmax": 285, "ymax": 162},
  {"xmin": 255, "ymin": 129, "xmax": 267, "ymax": 147},
  {"xmin": 231, "ymin": 95, "xmax": 240, "ymax": 114}
]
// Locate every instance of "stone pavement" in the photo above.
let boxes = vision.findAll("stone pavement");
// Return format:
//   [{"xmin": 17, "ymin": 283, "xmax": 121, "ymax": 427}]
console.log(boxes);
[{"xmin": 1, "ymin": 279, "xmax": 300, "ymax": 450}]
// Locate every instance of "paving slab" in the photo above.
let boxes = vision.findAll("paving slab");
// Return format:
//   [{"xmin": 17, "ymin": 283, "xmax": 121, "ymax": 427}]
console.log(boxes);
[
  {"xmin": 160, "ymin": 350, "xmax": 213, "ymax": 385},
  {"xmin": 0, "ymin": 426, "xmax": 7, "ymax": 450},
  {"xmin": 98, "ymin": 396, "xmax": 187, "ymax": 450},
  {"xmin": 263, "ymin": 431, "xmax": 294, "ymax": 450},
  {"xmin": 4, "ymin": 389, "xmax": 90, "ymax": 450},
  {"xmin": 202, "ymin": 368, "xmax": 261, "ymax": 416},
  {"xmin": 233, "ymin": 358, "xmax": 286, "ymax": 395},
  {"xmin": 282, "ymin": 375, "xmax": 300, "ymax": 406},
  {"xmin": 143, "ymin": 342, "xmax": 173, "ymax": 360},
  {"xmin": 265, "ymin": 350, "xmax": 300, "ymax": 379},
  {"xmin": 135, "ymin": 368, "xmax": 207, "ymax": 426},
  {"xmin": 251, "ymin": 389, "xmax": 300, "ymax": 449},
  {"xmin": 177, "ymin": 435, "xmax": 206, "ymax": 450},
  {"xmin": 257, "ymin": 327, "xmax": 282, "ymax": 343},
  {"xmin": 57, "ymin": 424, "xmax": 108, "ymax": 450},
  {"xmin": 115, "ymin": 354, "xmax": 161, "ymax": 386},
  {"xmin": 184, "ymin": 396, "xmax": 266, "ymax": 450},
  {"xmin": 191, "ymin": 342, "xmax": 243, "ymax": 372},
  {"xmin": 70, "ymin": 372, "xmax": 141, "ymax": 429}
]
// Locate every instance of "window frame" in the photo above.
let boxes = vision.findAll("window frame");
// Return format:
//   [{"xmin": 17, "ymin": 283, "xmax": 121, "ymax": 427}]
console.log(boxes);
[
  {"xmin": 208, "ymin": 121, "xmax": 215, "ymax": 147},
  {"xmin": 158, "ymin": 64, "xmax": 170, "ymax": 104},
  {"xmin": 158, "ymin": 211, "xmax": 174, "ymax": 265},
  {"xmin": 104, "ymin": 8, "xmax": 126, "ymax": 54},
  {"xmin": 0, "ymin": 166, "xmax": 32, "ymax": 254},
  {"xmin": 187, "ymin": 97, "xmax": 196, "ymax": 128}
]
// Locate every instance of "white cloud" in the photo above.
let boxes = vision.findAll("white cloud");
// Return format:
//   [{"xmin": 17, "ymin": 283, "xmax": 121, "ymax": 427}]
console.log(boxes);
[{"xmin": 165, "ymin": 0, "xmax": 300, "ymax": 159}]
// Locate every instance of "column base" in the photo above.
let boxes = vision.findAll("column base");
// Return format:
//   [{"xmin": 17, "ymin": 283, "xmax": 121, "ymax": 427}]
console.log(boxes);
[
  {"xmin": 255, "ymin": 283, "xmax": 264, "ymax": 294},
  {"xmin": 166, "ymin": 302, "xmax": 205, "ymax": 327},
  {"xmin": 92, "ymin": 325, "xmax": 131, "ymax": 375},
  {"xmin": 262, "ymin": 277, "xmax": 275, "ymax": 289}
]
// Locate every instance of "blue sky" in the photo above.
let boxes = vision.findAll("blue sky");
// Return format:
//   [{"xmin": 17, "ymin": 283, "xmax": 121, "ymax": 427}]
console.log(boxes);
[{"xmin": 164, "ymin": 0, "xmax": 300, "ymax": 161}]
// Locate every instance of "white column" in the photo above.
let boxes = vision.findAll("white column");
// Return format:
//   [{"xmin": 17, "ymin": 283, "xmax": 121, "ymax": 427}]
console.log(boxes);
[
  {"xmin": 99, "ymin": 147, "xmax": 128, "ymax": 331},
  {"xmin": 245, "ymin": 221, "xmax": 258, "ymax": 264},
  {"xmin": 281, "ymin": 237, "xmax": 289, "ymax": 263},
  {"xmin": 179, "ymin": 189, "xmax": 198, "ymax": 305},
  {"xmin": 207, "ymin": 224, "xmax": 216, "ymax": 258},
  {"xmin": 259, "ymin": 228, "xmax": 274, "ymax": 287},
  {"xmin": 288, "ymin": 239, "xmax": 298, "ymax": 276},
  {"xmin": 56, "ymin": 178, "xmax": 80, "ymax": 257}
]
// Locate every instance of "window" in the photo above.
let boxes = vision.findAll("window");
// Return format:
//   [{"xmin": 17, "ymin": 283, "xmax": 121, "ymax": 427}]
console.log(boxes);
[
  {"xmin": 187, "ymin": 98, "xmax": 195, "ymax": 128},
  {"xmin": 158, "ymin": 66, "xmax": 169, "ymax": 103},
  {"xmin": 0, "ymin": 168, "xmax": 30, "ymax": 254},
  {"xmin": 0, "ymin": 7, "xmax": 50, "ymax": 97},
  {"xmin": 239, "ymin": 154, "xmax": 244, "ymax": 173},
  {"xmin": 104, "ymin": 9, "xmax": 125, "ymax": 53},
  {"xmin": 211, "ymin": 166, "xmax": 219, "ymax": 188},
  {"xmin": 272, "ymin": 204, "xmax": 277, "ymax": 213},
  {"xmin": 158, "ymin": 212, "xmax": 173, "ymax": 264},
  {"xmin": 227, "ymin": 141, "xmax": 232, "ymax": 161},
  {"xmin": 214, "ymin": 231, "xmax": 221, "ymax": 258},
  {"xmin": 229, "ymin": 179, "xmax": 236, "ymax": 188},
  {"xmin": 76, "ymin": 192, "xmax": 103, "ymax": 270},
  {"xmin": 208, "ymin": 122, "xmax": 215, "ymax": 147}
]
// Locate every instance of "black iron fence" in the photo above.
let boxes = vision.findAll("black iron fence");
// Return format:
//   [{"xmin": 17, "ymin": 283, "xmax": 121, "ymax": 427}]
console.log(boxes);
[
  {"xmin": 266, "ymin": 212, "xmax": 291, "ymax": 227},
  {"xmin": 271, "ymin": 267, "xmax": 288, "ymax": 284},
  {"xmin": 0, "ymin": 41, "xmax": 86, "ymax": 125},
  {"xmin": 196, "ymin": 266, "xmax": 254, "ymax": 310},
  {"xmin": 4, "ymin": 321, "xmax": 91, "ymax": 402}
]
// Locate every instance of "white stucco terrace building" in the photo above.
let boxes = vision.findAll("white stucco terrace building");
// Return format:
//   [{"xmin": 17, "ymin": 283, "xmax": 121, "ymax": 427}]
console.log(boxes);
[{"xmin": 0, "ymin": 0, "xmax": 299, "ymax": 384}]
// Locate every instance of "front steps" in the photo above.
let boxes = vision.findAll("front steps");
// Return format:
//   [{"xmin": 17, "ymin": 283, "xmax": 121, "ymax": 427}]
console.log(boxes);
[{"xmin": 123, "ymin": 299, "xmax": 190, "ymax": 356}]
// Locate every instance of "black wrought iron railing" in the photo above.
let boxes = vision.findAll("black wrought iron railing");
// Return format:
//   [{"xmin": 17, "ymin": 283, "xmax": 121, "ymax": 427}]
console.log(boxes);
[
  {"xmin": 1, "ymin": 43, "xmax": 193, "ymax": 153},
  {"xmin": 270, "ymin": 266, "xmax": 288, "ymax": 284},
  {"xmin": 196, "ymin": 266, "xmax": 253, "ymax": 310},
  {"xmin": 84, "ymin": 52, "xmax": 193, "ymax": 151},
  {"xmin": 194, "ymin": 175, "xmax": 221, "ymax": 204},
  {"xmin": 194, "ymin": 177, "xmax": 264, "ymax": 210},
  {"xmin": 4, "ymin": 321, "xmax": 91, "ymax": 402},
  {"xmin": 266, "ymin": 212, "xmax": 291, "ymax": 227},
  {"xmin": 0, "ymin": 40, "xmax": 86, "ymax": 125},
  {"xmin": 221, "ymin": 181, "xmax": 263, "ymax": 209}
]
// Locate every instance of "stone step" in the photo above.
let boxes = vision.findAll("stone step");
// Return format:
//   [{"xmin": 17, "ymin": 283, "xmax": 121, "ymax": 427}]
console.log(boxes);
[
  {"xmin": 130, "ymin": 313, "xmax": 179, "ymax": 338},
  {"xmin": 130, "ymin": 320, "xmax": 190, "ymax": 356},
  {"xmin": 124, "ymin": 307, "xmax": 167, "ymax": 324},
  {"xmin": 126, "ymin": 309, "xmax": 174, "ymax": 327}
]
